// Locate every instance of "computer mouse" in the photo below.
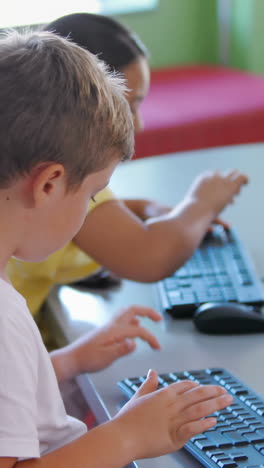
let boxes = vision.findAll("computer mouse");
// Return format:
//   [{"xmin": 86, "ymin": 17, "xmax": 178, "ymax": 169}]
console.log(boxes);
[{"xmin": 193, "ymin": 302, "xmax": 264, "ymax": 334}]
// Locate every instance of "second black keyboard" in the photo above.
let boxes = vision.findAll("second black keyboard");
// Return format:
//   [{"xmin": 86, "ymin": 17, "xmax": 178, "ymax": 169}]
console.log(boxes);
[
  {"xmin": 157, "ymin": 227, "xmax": 264, "ymax": 318},
  {"xmin": 118, "ymin": 368, "xmax": 264, "ymax": 468}
]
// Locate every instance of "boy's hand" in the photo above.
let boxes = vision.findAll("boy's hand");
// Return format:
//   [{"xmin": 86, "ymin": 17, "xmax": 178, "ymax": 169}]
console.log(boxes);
[
  {"xmin": 114, "ymin": 369, "xmax": 233, "ymax": 461},
  {"xmin": 67, "ymin": 306, "xmax": 162, "ymax": 375},
  {"xmin": 186, "ymin": 169, "xmax": 248, "ymax": 218}
]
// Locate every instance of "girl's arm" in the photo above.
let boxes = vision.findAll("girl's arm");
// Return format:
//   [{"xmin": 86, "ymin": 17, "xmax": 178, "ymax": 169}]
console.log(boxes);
[
  {"xmin": 123, "ymin": 198, "xmax": 171, "ymax": 220},
  {"xmin": 74, "ymin": 171, "xmax": 248, "ymax": 282}
]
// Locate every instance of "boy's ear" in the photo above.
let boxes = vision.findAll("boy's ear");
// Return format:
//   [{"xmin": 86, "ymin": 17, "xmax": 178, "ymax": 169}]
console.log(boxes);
[{"xmin": 31, "ymin": 163, "xmax": 66, "ymax": 206}]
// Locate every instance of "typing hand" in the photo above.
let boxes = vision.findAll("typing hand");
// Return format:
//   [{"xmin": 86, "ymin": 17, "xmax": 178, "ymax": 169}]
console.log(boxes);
[
  {"xmin": 187, "ymin": 169, "xmax": 248, "ymax": 218},
  {"xmin": 114, "ymin": 369, "xmax": 233, "ymax": 460},
  {"xmin": 66, "ymin": 306, "xmax": 162, "ymax": 374},
  {"xmin": 207, "ymin": 217, "xmax": 230, "ymax": 233}
]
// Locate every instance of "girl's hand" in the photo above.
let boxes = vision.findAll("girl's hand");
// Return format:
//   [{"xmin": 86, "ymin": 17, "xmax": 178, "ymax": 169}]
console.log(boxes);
[
  {"xmin": 186, "ymin": 169, "xmax": 248, "ymax": 218},
  {"xmin": 207, "ymin": 217, "xmax": 230, "ymax": 233}
]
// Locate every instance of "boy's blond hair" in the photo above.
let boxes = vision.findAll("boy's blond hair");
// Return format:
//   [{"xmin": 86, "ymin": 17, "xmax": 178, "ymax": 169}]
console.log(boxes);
[{"xmin": 0, "ymin": 30, "xmax": 134, "ymax": 189}]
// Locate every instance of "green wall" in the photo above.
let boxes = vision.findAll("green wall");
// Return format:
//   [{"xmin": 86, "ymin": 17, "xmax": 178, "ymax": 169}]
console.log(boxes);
[
  {"xmin": 115, "ymin": 0, "xmax": 264, "ymax": 75},
  {"xmin": 230, "ymin": 0, "xmax": 264, "ymax": 74},
  {"xmin": 115, "ymin": 0, "xmax": 218, "ymax": 68}
]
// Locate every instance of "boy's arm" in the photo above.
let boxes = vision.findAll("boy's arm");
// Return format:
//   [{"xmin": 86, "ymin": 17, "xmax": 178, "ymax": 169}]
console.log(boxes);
[
  {"xmin": 74, "ymin": 171, "xmax": 248, "ymax": 282},
  {"xmin": 8, "ymin": 420, "xmax": 130, "ymax": 468},
  {"xmin": 6, "ymin": 371, "xmax": 232, "ymax": 468}
]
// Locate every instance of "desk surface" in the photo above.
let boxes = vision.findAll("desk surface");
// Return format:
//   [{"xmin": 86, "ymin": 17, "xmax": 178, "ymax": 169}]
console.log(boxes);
[{"xmin": 47, "ymin": 143, "xmax": 264, "ymax": 468}]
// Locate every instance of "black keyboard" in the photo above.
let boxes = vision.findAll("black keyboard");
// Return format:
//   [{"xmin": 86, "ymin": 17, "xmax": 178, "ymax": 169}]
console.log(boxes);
[
  {"xmin": 157, "ymin": 227, "xmax": 264, "ymax": 317},
  {"xmin": 118, "ymin": 368, "xmax": 264, "ymax": 468}
]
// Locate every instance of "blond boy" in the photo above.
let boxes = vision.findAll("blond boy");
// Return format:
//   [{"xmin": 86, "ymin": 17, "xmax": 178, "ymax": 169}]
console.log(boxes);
[{"xmin": 0, "ymin": 31, "xmax": 234, "ymax": 467}]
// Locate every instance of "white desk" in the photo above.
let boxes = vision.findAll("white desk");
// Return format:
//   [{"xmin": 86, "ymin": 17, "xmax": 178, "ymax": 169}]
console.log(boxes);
[{"xmin": 46, "ymin": 143, "xmax": 264, "ymax": 468}]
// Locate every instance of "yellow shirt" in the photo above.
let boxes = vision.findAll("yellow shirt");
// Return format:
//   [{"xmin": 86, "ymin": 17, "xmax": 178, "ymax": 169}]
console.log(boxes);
[{"xmin": 8, "ymin": 187, "xmax": 115, "ymax": 317}]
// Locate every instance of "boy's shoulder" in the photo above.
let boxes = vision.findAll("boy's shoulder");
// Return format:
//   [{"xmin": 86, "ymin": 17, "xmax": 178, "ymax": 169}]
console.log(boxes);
[
  {"xmin": 0, "ymin": 278, "xmax": 39, "ymax": 343},
  {"xmin": 0, "ymin": 278, "xmax": 27, "ymax": 314}
]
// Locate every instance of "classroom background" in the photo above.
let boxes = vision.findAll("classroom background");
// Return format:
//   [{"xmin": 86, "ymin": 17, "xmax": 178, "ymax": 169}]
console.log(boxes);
[{"xmin": 2, "ymin": 0, "xmax": 264, "ymax": 157}]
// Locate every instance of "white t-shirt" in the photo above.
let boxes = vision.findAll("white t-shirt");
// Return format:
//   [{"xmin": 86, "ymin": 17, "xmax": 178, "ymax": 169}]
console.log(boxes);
[{"xmin": 0, "ymin": 278, "xmax": 87, "ymax": 460}]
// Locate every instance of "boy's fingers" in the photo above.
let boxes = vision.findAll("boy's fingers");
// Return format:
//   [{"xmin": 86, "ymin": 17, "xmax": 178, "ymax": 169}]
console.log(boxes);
[
  {"xmin": 110, "ymin": 324, "xmax": 160, "ymax": 349},
  {"xmin": 134, "ymin": 369, "xmax": 159, "ymax": 397},
  {"xmin": 119, "ymin": 325, "xmax": 161, "ymax": 349},
  {"xmin": 177, "ymin": 391, "xmax": 233, "ymax": 422},
  {"xmin": 121, "ymin": 306, "xmax": 162, "ymax": 323},
  {"xmin": 104, "ymin": 338, "xmax": 137, "ymax": 363},
  {"xmin": 176, "ymin": 417, "xmax": 217, "ymax": 443},
  {"xmin": 176, "ymin": 384, "xmax": 227, "ymax": 410},
  {"xmin": 114, "ymin": 339, "xmax": 136, "ymax": 358},
  {"xmin": 130, "ymin": 317, "xmax": 140, "ymax": 326},
  {"xmin": 167, "ymin": 380, "xmax": 200, "ymax": 396},
  {"xmin": 136, "ymin": 375, "xmax": 199, "ymax": 400}
]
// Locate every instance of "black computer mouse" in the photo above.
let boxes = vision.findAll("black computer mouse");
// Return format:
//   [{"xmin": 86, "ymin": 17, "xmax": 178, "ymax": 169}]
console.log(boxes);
[{"xmin": 193, "ymin": 302, "xmax": 264, "ymax": 334}]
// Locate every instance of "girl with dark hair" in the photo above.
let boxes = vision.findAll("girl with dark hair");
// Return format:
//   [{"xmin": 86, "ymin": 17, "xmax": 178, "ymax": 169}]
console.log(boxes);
[
  {"xmin": 8, "ymin": 13, "xmax": 246, "ymax": 337},
  {"xmin": 45, "ymin": 12, "xmax": 150, "ymax": 133},
  {"xmin": 46, "ymin": 12, "xmax": 148, "ymax": 71}
]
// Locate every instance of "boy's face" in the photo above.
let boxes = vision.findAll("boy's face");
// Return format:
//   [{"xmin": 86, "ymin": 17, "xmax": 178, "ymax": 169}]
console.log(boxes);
[{"xmin": 15, "ymin": 157, "xmax": 119, "ymax": 262}]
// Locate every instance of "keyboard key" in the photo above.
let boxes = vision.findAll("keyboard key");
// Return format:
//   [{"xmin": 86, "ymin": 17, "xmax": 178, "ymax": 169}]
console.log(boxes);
[
  {"xmin": 211, "ymin": 454, "xmax": 238, "ymax": 467},
  {"xmin": 217, "ymin": 461, "xmax": 238, "ymax": 468},
  {"xmin": 205, "ymin": 432, "xmax": 232, "ymax": 448},
  {"xmin": 230, "ymin": 386, "xmax": 249, "ymax": 396},
  {"xmin": 250, "ymin": 423, "xmax": 264, "ymax": 431},
  {"xmin": 255, "ymin": 443, "xmax": 264, "ymax": 452},
  {"xmin": 244, "ymin": 417, "xmax": 258, "ymax": 424},
  {"xmin": 206, "ymin": 450, "xmax": 225, "ymax": 459},
  {"xmin": 164, "ymin": 278, "xmax": 178, "ymax": 290},
  {"xmin": 229, "ymin": 423, "xmax": 250, "ymax": 432},
  {"xmin": 211, "ymin": 454, "xmax": 231, "ymax": 463},
  {"xmin": 233, "ymin": 409, "xmax": 249, "ymax": 416},
  {"xmin": 194, "ymin": 439, "xmax": 216, "ymax": 451},
  {"xmin": 206, "ymin": 369, "xmax": 224, "ymax": 376},
  {"xmin": 223, "ymin": 431, "xmax": 248, "ymax": 445},
  {"xmin": 251, "ymin": 403, "xmax": 264, "ymax": 411},
  {"xmin": 159, "ymin": 374, "xmax": 176, "ymax": 384},
  {"xmin": 167, "ymin": 290, "xmax": 182, "ymax": 304},
  {"xmin": 245, "ymin": 398, "xmax": 261, "ymax": 407},
  {"xmin": 175, "ymin": 266, "xmax": 189, "ymax": 278},
  {"xmin": 243, "ymin": 432, "xmax": 264, "ymax": 444},
  {"xmin": 229, "ymin": 452, "xmax": 248, "ymax": 462},
  {"xmin": 216, "ymin": 423, "xmax": 232, "ymax": 430}
]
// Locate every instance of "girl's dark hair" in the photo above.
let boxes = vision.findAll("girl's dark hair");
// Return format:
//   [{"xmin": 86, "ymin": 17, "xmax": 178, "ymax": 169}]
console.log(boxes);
[{"xmin": 44, "ymin": 13, "xmax": 148, "ymax": 72}]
